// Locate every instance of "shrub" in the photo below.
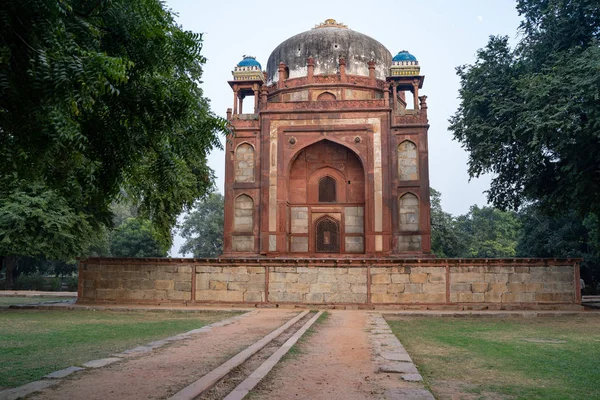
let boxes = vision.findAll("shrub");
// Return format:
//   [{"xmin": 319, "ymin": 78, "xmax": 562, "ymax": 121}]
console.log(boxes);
[
  {"xmin": 63, "ymin": 276, "xmax": 78, "ymax": 292},
  {"xmin": 14, "ymin": 274, "xmax": 61, "ymax": 291}
]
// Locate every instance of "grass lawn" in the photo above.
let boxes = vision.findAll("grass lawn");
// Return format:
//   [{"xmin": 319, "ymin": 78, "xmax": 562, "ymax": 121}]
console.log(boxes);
[
  {"xmin": 0, "ymin": 297, "xmax": 74, "ymax": 307},
  {"xmin": 0, "ymin": 309, "xmax": 240, "ymax": 389},
  {"xmin": 387, "ymin": 316, "xmax": 600, "ymax": 400}
]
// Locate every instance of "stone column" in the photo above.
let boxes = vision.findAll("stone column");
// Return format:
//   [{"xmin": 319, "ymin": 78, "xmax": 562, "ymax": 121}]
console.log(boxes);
[
  {"xmin": 391, "ymin": 82, "xmax": 398, "ymax": 113},
  {"xmin": 253, "ymin": 84, "xmax": 259, "ymax": 113},
  {"xmin": 413, "ymin": 80, "xmax": 419, "ymax": 110},
  {"xmin": 384, "ymin": 83, "xmax": 390, "ymax": 107},
  {"xmin": 233, "ymin": 85, "xmax": 238, "ymax": 115},
  {"xmin": 307, "ymin": 56, "xmax": 314, "ymax": 83},
  {"xmin": 419, "ymin": 95, "xmax": 428, "ymax": 117},
  {"xmin": 368, "ymin": 61, "xmax": 376, "ymax": 85},
  {"xmin": 278, "ymin": 62, "xmax": 286, "ymax": 87},
  {"xmin": 339, "ymin": 57, "xmax": 347, "ymax": 82},
  {"xmin": 260, "ymin": 84, "xmax": 268, "ymax": 108}
]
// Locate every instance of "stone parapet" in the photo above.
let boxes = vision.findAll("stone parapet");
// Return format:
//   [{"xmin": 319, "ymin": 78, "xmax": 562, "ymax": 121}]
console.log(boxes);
[{"xmin": 78, "ymin": 258, "xmax": 582, "ymax": 310}]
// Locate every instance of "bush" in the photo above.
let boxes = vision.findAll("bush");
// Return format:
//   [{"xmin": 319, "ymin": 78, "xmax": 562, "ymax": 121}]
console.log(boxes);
[
  {"xmin": 14, "ymin": 274, "xmax": 61, "ymax": 291},
  {"xmin": 63, "ymin": 276, "xmax": 78, "ymax": 292}
]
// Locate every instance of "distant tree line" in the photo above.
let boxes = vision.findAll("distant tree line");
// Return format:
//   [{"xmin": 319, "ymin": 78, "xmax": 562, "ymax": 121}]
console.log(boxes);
[
  {"xmin": 2, "ymin": 202, "xmax": 167, "ymax": 287},
  {"xmin": 431, "ymin": 189, "xmax": 599, "ymax": 293}
]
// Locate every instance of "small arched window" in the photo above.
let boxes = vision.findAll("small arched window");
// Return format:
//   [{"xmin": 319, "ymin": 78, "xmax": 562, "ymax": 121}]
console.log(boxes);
[{"xmin": 318, "ymin": 176, "xmax": 336, "ymax": 203}]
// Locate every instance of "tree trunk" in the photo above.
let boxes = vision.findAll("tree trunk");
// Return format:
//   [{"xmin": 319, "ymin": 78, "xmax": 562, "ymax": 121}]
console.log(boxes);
[{"xmin": 4, "ymin": 256, "xmax": 18, "ymax": 290}]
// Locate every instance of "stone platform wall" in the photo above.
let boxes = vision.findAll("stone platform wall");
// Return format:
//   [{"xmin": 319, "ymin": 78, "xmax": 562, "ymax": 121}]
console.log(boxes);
[{"xmin": 78, "ymin": 258, "xmax": 582, "ymax": 310}]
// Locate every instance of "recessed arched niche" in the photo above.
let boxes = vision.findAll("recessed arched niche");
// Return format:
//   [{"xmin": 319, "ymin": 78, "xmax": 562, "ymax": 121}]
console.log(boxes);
[
  {"xmin": 317, "ymin": 91, "xmax": 336, "ymax": 101},
  {"xmin": 398, "ymin": 140, "xmax": 418, "ymax": 181},
  {"xmin": 234, "ymin": 143, "xmax": 255, "ymax": 183},
  {"xmin": 398, "ymin": 193, "xmax": 419, "ymax": 231},
  {"xmin": 234, "ymin": 194, "xmax": 253, "ymax": 232}
]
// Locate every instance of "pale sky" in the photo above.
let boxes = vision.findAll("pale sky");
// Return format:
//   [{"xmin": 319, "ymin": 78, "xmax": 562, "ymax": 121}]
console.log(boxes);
[{"xmin": 166, "ymin": 0, "xmax": 522, "ymax": 256}]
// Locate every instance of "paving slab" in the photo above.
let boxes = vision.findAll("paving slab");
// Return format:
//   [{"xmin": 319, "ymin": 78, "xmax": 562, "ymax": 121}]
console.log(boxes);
[
  {"xmin": 401, "ymin": 373, "xmax": 424, "ymax": 382},
  {"xmin": 371, "ymin": 329, "xmax": 393, "ymax": 334},
  {"xmin": 0, "ymin": 380, "xmax": 59, "ymax": 400},
  {"xmin": 81, "ymin": 357, "xmax": 122, "ymax": 368},
  {"xmin": 385, "ymin": 388, "xmax": 435, "ymax": 400},
  {"xmin": 43, "ymin": 366, "xmax": 84, "ymax": 379},
  {"xmin": 379, "ymin": 361, "xmax": 418, "ymax": 374},
  {"xmin": 368, "ymin": 313, "xmax": 435, "ymax": 399},
  {"xmin": 380, "ymin": 350, "xmax": 413, "ymax": 362}
]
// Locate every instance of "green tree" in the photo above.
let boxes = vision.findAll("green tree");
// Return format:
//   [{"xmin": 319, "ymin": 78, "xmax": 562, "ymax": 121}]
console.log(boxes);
[
  {"xmin": 110, "ymin": 218, "xmax": 167, "ymax": 258},
  {"xmin": 517, "ymin": 206, "xmax": 600, "ymax": 292},
  {"xmin": 179, "ymin": 193, "xmax": 224, "ymax": 258},
  {"xmin": 0, "ymin": 185, "xmax": 97, "ymax": 288},
  {"xmin": 429, "ymin": 188, "xmax": 467, "ymax": 257},
  {"xmin": 449, "ymin": 0, "xmax": 600, "ymax": 217},
  {"xmin": 0, "ymin": 0, "xmax": 227, "ymax": 286},
  {"xmin": 456, "ymin": 205, "xmax": 521, "ymax": 258}
]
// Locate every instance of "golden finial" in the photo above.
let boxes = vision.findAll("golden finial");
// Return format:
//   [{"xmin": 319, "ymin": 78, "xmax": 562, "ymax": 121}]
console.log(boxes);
[{"xmin": 313, "ymin": 19, "xmax": 348, "ymax": 29}]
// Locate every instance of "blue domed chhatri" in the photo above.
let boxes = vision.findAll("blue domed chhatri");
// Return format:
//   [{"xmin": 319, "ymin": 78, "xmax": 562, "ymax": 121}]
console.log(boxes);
[
  {"xmin": 232, "ymin": 55, "xmax": 265, "ymax": 82},
  {"xmin": 389, "ymin": 50, "xmax": 420, "ymax": 77},
  {"xmin": 237, "ymin": 55, "xmax": 262, "ymax": 69},
  {"xmin": 392, "ymin": 50, "xmax": 417, "ymax": 62}
]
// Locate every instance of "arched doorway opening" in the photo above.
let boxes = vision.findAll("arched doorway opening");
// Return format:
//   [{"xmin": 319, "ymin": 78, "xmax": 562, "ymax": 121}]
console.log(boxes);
[{"xmin": 287, "ymin": 140, "xmax": 365, "ymax": 254}]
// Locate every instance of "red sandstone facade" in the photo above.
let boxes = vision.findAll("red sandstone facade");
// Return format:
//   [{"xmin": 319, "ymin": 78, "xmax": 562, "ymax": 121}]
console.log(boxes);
[{"xmin": 223, "ymin": 20, "xmax": 431, "ymax": 257}]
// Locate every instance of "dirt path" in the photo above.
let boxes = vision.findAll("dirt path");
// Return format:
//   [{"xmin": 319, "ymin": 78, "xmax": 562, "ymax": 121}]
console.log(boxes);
[
  {"xmin": 30, "ymin": 309, "xmax": 298, "ymax": 400},
  {"xmin": 251, "ymin": 311, "xmax": 418, "ymax": 400}
]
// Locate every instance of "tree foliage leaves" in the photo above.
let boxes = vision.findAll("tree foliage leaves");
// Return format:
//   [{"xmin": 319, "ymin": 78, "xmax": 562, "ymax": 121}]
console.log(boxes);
[
  {"xmin": 179, "ymin": 192, "xmax": 224, "ymax": 258},
  {"xmin": 110, "ymin": 218, "xmax": 167, "ymax": 258},
  {"xmin": 430, "ymin": 189, "xmax": 520, "ymax": 259},
  {"xmin": 0, "ymin": 0, "xmax": 228, "ymax": 260},
  {"xmin": 449, "ymin": 0, "xmax": 600, "ymax": 216}
]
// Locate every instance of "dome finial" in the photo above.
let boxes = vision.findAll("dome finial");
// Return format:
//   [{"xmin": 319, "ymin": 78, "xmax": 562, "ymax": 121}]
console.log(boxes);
[{"xmin": 313, "ymin": 19, "xmax": 348, "ymax": 29}]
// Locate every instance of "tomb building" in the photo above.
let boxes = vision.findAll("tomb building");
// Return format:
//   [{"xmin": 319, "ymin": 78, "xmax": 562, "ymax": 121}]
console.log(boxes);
[{"xmin": 224, "ymin": 19, "xmax": 431, "ymax": 257}]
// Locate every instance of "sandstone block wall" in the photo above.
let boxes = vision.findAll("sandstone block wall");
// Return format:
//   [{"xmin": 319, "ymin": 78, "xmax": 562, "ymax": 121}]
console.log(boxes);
[
  {"xmin": 370, "ymin": 266, "xmax": 445, "ymax": 304},
  {"xmin": 196, "ymin": 266, "xmax": 265, "ymax": 303},
  {"xmin": 268, "ymin": 266, "xmax": 367, "ymax": 304},
  {"xmin": 78, "ymin": 258, "xmax": 581, "ymax": 309},
  {"xmin": 449, "ymin": 265, "xmax": 575, "ymax": 303},
  {"xmin": 80, "ymin": 263, "xmax": 193, "ymax": 302}
]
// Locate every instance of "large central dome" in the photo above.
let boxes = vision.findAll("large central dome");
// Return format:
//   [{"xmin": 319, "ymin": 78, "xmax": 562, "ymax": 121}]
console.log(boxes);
[{"xmin": 266, "ymin": 19, "xmax": 392, "ymax": 84}]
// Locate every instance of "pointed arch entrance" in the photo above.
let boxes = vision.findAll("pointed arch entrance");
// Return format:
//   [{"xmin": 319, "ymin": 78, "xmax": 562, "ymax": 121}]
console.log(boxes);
[{"xmin": 287, "ymin": 140, "xmax": 365, "ymax": 254}]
